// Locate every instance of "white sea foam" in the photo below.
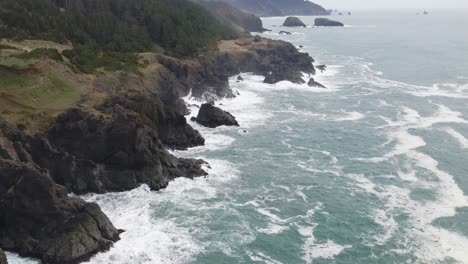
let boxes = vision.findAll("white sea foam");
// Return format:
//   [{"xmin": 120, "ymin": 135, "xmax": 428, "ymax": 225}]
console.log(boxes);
[
  {"xmin": 81, "ymin": 158, "xmax": 241, "ymax": 264},
  {"xmin": 348, "ymin": 104, "xmax": 468, "ymax": 262},
  {"xmin": 298, "ymin": 206, "xmax": 351, "ymax": 263},
  {"xmin": 444, "ymin": 127, "xmax": 468, "ymax": 148},
  {"xmin": 332, "ymin": 111, "xmax": 365, "ymax": 122},
  {"xmin": 5, "ymin": 253, "xmax": 38, "ymax": 264},
  {"xmin": 247, "ymin": 251, "xmax": 284, "ymax": 264},
  {"xmin": 257, "ymin": 223, "xmax": 289, "ymax": 235}
]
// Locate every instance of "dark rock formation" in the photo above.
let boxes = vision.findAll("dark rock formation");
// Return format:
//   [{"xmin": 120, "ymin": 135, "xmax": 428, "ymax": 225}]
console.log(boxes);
[
  {"xmin": 193, "ymin": 104, "xmax": 239, "ymax": 128},
  {"xmin": 0, "ymin": 33, "xmax": 318, "ymax": 264},
  {"xmin": 0, "ymin": 125, "xmax": 120, "ymax": 263},
  {"xmin": 45, "ymin": 107, "xmax": 207, "ymax": 194},
  {"xmin": 308, "ymin": 78, "xmax": 326, "ymax": 88},
  {"xmin": 217, "ymin": 37, "xmax": 315, "ymax": 84},
  {"xmin": 283, "ymin": 17, "xmax": 306, "ymax": 27},
  {"xmin": 217, "ymin": 0, "xmax": 329, "ymax": 17},
  {"xmin": 314, "ymin": 18, "xmax": 344, "ymax": 27},
  {"xmin": 279, "ymin": 31, "xmax": 292, "ymax": 35},
  {"xmin": 237, "ymin": 75, "xmax": 244, "ymax": 81},
  {"xmin": 0, "ymin": 248, "xmax": 6, "ymax": 264},
  {"xmin": 316, "ymin": 64, "xmax": 326, "ymax": 72}
]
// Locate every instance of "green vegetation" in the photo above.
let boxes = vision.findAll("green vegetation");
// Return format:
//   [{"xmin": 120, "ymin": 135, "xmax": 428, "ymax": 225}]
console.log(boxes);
[
  {"xmin": 0, "ymin": 0, "xmax": 237, "ymax": 56},
  {"xmin": 0, "ymin": 68, "xmax": 81, "ymax": 132},
  {"xmin": 0, "ymin": 57, "xmax": 39, "ymax": 70},
  {"xmin": 0, "ymin": 44, "xmax": 18, "ymax": 50},
  {"xmin": 63, "ymin": 43, "xmax": 140, "ymax": 74},
  {"xmin": 14, "ymin": 48, "xmax": 63, "ymax": 62}
]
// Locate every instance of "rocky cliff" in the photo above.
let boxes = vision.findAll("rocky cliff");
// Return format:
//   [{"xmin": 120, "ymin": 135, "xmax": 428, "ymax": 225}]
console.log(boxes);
[
  {"xmin": 0, "ymin": 36, "xmax": 315, "ymax": 263},
  {"xmin": 0, "ymin": 121, "xmax": 120, "ymax": 263}
]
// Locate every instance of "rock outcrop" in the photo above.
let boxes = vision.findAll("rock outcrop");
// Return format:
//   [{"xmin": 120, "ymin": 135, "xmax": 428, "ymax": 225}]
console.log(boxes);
[
  {"xmin": 45, "ymin": 107, "xmax": 207, "ymax": 194},
  {"xmin": 283, "ymin": 17, "xmax": 306, "ymax": 27},
  {"xmin": 279, "ymin": 31, "xmax": 292, "ymax": 35},
  {"xmin": 308, "ymin": 78, "xmax": 326, "ymax": 88},
  {"xmin": 0, "ymin": 248, "xmax": 6, "ymax": 264},
  {"xmin": 193, "ymin": 104, "xmax": 239, "ymax": 128},
  {"xmin": 0, "ymin": 127, "xmax": 120, "ymax": 263},
  {"xmin": 0, "ymin": 34, "xmax": 317, "ymax": 263},
  {"xmin": 217, "ymin": 37, "xmax": 315, "ymax": 84},
  {"xmin": 314, "ymin": 18, "xmax": 344, "ymax": 27},
  {"xmin": 316, "ymin": 64, "xmax": 326, "ymax": 72}
]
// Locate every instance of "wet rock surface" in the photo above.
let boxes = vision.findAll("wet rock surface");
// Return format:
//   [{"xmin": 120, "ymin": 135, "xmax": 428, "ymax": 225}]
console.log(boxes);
[
  {"xmin": 193, "ymin": 104, "xmax": 240, "ymax": 128},
  {"xmin": 315, "ymin": 18, "xmax": 344, "ymax": 27},
  {"xmin": 283, "ymin": 17, "xmax": 306, "ymax": 27}
]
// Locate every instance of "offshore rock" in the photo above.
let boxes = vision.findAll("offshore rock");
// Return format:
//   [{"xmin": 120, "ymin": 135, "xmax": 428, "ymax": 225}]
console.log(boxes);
[
  {"xmin": 308, "ymin": 78, "xmax": 326, "ymax": 88},
  {"xmin": 194, "ymin": 104, "xmax": 239, "ymax": 128},
  {"xmin": 283, "ymin": 17, "xmax": 306, "ymax": 27},
  {"xmin": 314, "ymin": 18, "xmax": 344, "ymax": 27}
]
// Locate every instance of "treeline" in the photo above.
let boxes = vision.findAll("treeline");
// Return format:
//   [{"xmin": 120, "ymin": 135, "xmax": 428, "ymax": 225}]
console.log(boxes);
[{"xmin": 0, "ymin": 0, "xmax": 238, "ymax": 56}]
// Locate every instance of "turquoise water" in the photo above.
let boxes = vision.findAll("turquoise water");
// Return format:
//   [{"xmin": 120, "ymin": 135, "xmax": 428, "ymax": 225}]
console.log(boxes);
[{"xmin": 8, "ymin": 10, "xmax": 468, "ymax": 264}]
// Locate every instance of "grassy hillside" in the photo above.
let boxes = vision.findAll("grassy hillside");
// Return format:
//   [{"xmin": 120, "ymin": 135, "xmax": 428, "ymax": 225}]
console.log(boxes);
[{"xmin": 0, "ymin": 0, "xmax": 238, "ymax": 56}]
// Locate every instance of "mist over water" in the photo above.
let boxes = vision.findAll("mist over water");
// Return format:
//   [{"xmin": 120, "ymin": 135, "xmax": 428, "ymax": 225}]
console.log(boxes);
[{"xmin": 8, "ymin": 9, "xmax": 468, "ymax": 264}]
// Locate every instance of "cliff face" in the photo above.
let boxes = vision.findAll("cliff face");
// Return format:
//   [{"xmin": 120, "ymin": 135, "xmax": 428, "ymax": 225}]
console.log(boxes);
[
  {"xmin": 0, "ymin": 36, "xmax": 315, "ymax": 263},
  {"xmin": 218, "ymin": 0, "xmax": 329, "ymax": 17},
  {"xmin": 0, "ymin": 122, "xmax": 120, "ymax": 264}
]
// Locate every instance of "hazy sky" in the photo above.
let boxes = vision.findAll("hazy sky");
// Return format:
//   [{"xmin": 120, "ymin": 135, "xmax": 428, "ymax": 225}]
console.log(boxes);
[{"xmin": 311, "ymin": 0, "xmax": 468, "ymax": 9}]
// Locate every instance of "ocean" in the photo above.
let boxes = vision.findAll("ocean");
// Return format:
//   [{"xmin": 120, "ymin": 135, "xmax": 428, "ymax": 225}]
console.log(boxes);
[{"xmin": 8, "ymin": 9, "xmax": 468, "ymax": 264}]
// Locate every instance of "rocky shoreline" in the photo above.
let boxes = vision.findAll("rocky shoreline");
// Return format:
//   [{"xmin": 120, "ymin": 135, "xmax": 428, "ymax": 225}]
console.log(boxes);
[{"xmin": 0, "ymin": 36, "xmax": 317, "ymax": 263}]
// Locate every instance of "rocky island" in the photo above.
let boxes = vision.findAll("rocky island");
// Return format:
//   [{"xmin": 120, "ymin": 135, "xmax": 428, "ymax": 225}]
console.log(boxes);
[
  {"xmin": 283, "ymin": 17, "xmax": 307, "ymax": 27},
  {"xmin": 0, "ymin": 0, "xmax": 320, "ymax": 263},
  {"xmin": 315, "ymin": 18, "xmax": 345, "ymax": 27}
]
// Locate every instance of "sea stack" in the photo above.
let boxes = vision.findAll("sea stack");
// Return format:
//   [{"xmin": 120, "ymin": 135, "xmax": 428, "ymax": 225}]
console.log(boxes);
[
  {"xmin": 314, "ymin": 18, "xmax": 344, "ymax": 27},
  {"xmin": 283, "ymin": 17, "xmax": 306, "ymax": 27},
  {"xmin": 193, "ymin": 103, "xmax": 239, "ymax": 128}
]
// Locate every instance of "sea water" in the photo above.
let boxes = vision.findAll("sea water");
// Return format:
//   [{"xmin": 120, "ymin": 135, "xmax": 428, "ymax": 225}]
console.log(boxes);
[{"xmin": 8, "ymin": 9, "xmax": 468, "ymax": 264}]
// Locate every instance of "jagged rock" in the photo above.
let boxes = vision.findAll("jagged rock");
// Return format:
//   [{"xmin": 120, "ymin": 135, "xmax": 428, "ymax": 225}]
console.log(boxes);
[
  {"xmin": 99, "ymin": 92, "xmax": 205, "ymax": 150},
  {"xmin": 194, "ymin": 104, "xmax": 239, "ymax": 128},
  {"xmin": 237, "ymin": 75, "xmax": 244, "ymax": 81},
  {"xmin": 0, "ymin": 248, "xmax": 6, "ymax": 264},
  {"xmin": 279, "ymin": 31, "xmax": 292, "ymax": 35},
  {"xmin": 283, "ymin": 17, "xmax": 306, "ymax": 27},
  {"xmin": 0, "ymin": 158, "xmax": 120, "ymax": 264},
  {"xmin": 45, "ymin": 107, "xmax": 207, "ymax": 194},
  {"xmin": 216, "ymin": 37, "xmax": 315, "ymax": 84},
  {"xmin": 314, "ymin": 18, "xmax": 344, "ymax": 27},
  {"xmin": 308, "ymin": 78, "xmax": 326, "ymax": 88},
  {"xmin": 316, "ymin": 64, "xmax": 327, "ymax": 72}
]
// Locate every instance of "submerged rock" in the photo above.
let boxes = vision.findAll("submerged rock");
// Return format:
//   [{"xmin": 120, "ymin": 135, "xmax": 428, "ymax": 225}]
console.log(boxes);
[
  {"xmin": 316, "ymin": 64, "xmax": 327, "ymax": 72},
  {"xmin": 0, "ymin": 248, "xmax": 6, "ymax": 264},
  {"xmin": 279, "ymin": 31, "xmax": 292, "ymax": 35},
  {"xmin": 314, "ymin": 18, "xmax": 344, "ymax": 27},
  {"xmin": 193, "ymin": 104, "xmax": 239, "ymax": 128},
  {"xmin": 283, "ymin": 17, "xmax": 306, "ymax": 27},
  {"xmin": 0, "ymin": 158, "xmax": 120, "ymax": 264},
  {"xmin": 308, "ymin": 78, "xmax": 326, "ymax": 88}
]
